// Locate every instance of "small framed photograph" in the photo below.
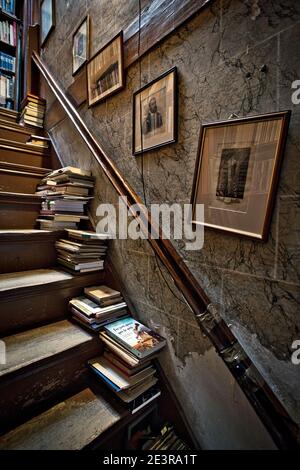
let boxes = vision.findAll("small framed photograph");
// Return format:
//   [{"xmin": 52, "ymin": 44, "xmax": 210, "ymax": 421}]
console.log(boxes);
[
  {"xmin": 40, "ymin": 0, "xmax": 55, "ymax": 48},
  {"xmin": 190, "ymin": 111, "xmax": 291, "ymax": 241},
  {"xmin": 133, "ymin": 67, "xmax": 178, "ymax": 155},
  {"xmin": 72, "ymin": 16, "xmax": 90, "ymax": 76},
  {"xmin": 86, "ymin": 31, "xmax": 124, "ymax": 106}
]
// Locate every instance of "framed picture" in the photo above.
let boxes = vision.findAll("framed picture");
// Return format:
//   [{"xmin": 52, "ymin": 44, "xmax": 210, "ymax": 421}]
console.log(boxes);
[
  {"xmin": 133, "ymin": 67, "xmax": 178, "ymax": 155},
  {"xmin": 86, "ymin": 31, "xmax": 124, "ymax": 107},
  {"xmin": 190, "ymin": 111, "xmax": 291, "ymax": 241},
  {"xmin": 40, "ymin": 0, "xmax": 55, "ymax": 48},
  {"xmin": 72, "ymin": 16, "xmax": 90, "ymax": 76}
]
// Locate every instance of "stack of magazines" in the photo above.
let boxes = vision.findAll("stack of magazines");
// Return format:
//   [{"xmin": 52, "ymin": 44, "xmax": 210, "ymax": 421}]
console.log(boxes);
[
  {"xmin": 36, "ymin": 166, "xmax": 94, "ymax": 231},
  {"xmin": 56, "ymin": 230, "xmax": 109, "ymax": 274},
  {"xmin": 89, "ymin": 316, "xmax": 166, "ymax": 413},
  {"xmin": 69, "ymin": 285, "xmax": 127, "ymax": 330}
]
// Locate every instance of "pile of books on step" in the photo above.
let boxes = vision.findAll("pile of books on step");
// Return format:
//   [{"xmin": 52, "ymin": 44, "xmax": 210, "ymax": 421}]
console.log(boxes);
[
  {"xmin": 56, "ymin": 230, "xmax": 109, "ymax": 274},
  {"xmin": 69, "ymin": 285, "xmax": 127, "ymax": 331},
  {"xmin": 26, "ymin": 135, "xmax": 50, "ymax": 149},
  {"xmin": 36, "ymin": 166, "xmax": 94, "ymax": 231},
  {"xmin": 19, "ymin": 94, "xmax": 46, "ymax": 128},
  {"xmin": 144, "ymin": 424, "xmax": 190, "ymax": 451},
  {"xmin": 89, "ymin": 315, "xmax": 166, "ymax": 414}
]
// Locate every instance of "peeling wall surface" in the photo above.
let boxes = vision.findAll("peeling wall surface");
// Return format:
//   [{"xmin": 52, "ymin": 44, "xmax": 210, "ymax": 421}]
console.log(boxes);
[{"xmin": 41, "ymin": 0, "xmax": 300, "ymax": 449}]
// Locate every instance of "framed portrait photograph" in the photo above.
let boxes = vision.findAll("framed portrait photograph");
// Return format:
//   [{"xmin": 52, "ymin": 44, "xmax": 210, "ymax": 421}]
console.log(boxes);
[
  {"xmin": 40, "ymin": 0, "xmax": 55, "ymax": 48},
  {"xmin": 86, "ymin": 31, "xmax": 124, "ymax": 106},
  {"xmin": 132, "ymin": 67, "xmax": 178, "ymax": 156},
  {"xmin": 190, "ymin": 111, "xmax": 291, "ymax": 241},
  {"xmin": 72, "ymin": 16, "xmax": 90, "ymax": 76}
]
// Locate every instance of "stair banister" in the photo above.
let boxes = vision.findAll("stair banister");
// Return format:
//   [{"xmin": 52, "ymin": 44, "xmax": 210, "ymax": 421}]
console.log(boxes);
[{"xmin": 32, "ymin": 50, "xmax": 299, "ymax": 449}]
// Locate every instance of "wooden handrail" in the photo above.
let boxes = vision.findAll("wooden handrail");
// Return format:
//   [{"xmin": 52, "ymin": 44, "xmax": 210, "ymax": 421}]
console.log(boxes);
[{"xmin": 32, "ymin": 51, "xmax": 299, "ymax": 449}]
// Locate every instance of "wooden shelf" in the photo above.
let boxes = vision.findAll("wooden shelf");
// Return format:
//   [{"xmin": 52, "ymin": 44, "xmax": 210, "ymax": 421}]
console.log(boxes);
[
  {"xmin": 0, "ymin": 8, "xmax": 20, "ymax": 23},
  {"xmin": 0, "ymin": 40, "xmax": 16, "ymax": 54},
  {"xmin": 0, "ymin": 67, "xmax": 15, "ymax": 75}
]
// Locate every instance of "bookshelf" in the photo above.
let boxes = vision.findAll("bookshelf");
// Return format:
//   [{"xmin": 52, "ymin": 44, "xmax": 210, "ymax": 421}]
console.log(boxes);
[{"xmin": 0, "ymin": 1, "xmax": 20, "ymax": 111}]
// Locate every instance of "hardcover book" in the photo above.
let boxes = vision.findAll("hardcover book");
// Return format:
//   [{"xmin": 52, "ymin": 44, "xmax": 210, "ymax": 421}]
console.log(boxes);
[{"xmin": 104, "ymin": 317, "xmax": 166, "ymax": 359}]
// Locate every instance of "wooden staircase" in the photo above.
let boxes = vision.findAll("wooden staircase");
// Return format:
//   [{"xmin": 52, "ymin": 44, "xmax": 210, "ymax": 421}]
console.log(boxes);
[{"xmin": 0, "ymin": 109, "xmax": 154, "ymax": 449}]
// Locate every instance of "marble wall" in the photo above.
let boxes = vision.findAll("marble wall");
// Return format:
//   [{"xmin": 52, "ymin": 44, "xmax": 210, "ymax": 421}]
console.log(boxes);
[{"xmin": 41, "ymin": 0, "xmax": 300, "ymax": 449}]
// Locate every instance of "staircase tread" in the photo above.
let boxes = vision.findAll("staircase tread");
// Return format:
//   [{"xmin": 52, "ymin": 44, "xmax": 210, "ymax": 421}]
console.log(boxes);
[
  {"xmin": 0, "ymin": 161, "xmax": 51, "ymax": 174},
  {"xmin": 0, "ymin": 118, "xmax": 38, "ymax": 134},
  {"xmin": 0, "ymin": 268, "xmax": 73, "ymax": 292},
  {"xmin": 0, "ymin": 229, "xmax": 51, "ymax": 235},
  {"xmin": 0, "ymin": 387, "xmax": 123, "ymax": 450},
  {"xmin": 0, "ymin": 320, "xmax": 94, "ymax": 378},
  {"xmin": 0, "ymin": 191, "xmax": 42, "ymax": 199},
  {"xmin": 0, "ymin": 138, "xmax": 50, "ymax": 155}
]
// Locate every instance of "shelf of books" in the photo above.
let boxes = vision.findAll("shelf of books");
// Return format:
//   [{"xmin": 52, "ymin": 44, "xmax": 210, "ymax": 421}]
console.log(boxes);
[{"xmin": 0, "ymin": 0, "xmax": 19, "ymax": 111}]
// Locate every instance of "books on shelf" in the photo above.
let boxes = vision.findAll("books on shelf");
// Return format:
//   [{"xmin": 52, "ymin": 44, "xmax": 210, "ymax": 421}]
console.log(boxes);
[
  {"xmin": 0, "ymin": 19, "xmax": 16, "ymax": 46},
  {"xmin": 1, "ymin": 0, "xmax": 16, "ymax": 15},
  {"xmin": 103, "ymin": 316, "xmax": 167, "ymax": 359},
  {"xmin": 0, "ymin": 70, "xmax": 13, "ymax": 106},
  {"xmin": 0, "ymin": 50, "xmax": 15, "ymax": 71}
]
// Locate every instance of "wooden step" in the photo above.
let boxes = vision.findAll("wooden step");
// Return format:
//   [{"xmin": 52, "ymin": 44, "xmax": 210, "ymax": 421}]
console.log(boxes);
[
  {"xmin": 0, "ymin": 162, "xmax": 50, "ymax": 194},
  {"xmin": 0, "ymin": 108, "xmax": 19, "ymax": 123},
  {"xmin": 0, "ymin": 191, "xmax": 42, "ymax": 229},
  {"xmin": 0, "ymin": 267, "xmax": 105, "ymax": 335},
  {"xmin": 0, "ymin": 118, "xmax": 45, "ymax": 143},
  {"xmin": 0, "ymin": 139, "xmax": 51, "ymax": 168},
  {"xmin": 0, "ymin": 229, "xmax": 63, "ymax": 274},
  {"xmin": 0, "ymin": 387, "xmax": 123, "ymax": 450},
  {"xmin": 0, "ymin": 320, "xmax": 102, "ymax": 433}
]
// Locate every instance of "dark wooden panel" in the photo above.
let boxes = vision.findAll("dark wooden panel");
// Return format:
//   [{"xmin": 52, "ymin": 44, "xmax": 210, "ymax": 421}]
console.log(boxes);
[
  {"xmin": 0, "ymin": 169, "xmax": 44, "ymax": 194},
  {"xmin": 0, "ymin": 201, "xmax": 40, "ymax": 229},
  {"xmin": 0, "ymin": 237, "xmax": 57, "ymax": 274}
]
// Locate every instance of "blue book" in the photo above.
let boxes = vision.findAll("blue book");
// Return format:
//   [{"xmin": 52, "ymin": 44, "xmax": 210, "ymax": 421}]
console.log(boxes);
[{"xmin": 88, "ymin": 363, "xmax": 121, "ymax": 392}]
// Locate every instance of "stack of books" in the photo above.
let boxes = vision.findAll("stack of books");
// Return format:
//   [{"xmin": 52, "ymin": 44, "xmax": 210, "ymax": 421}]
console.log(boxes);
[
  {"xmin": 0, "ymin": 71, "xmax": 14, "ymax": 107},
  {"xmin": 36, "ymin": 167, "xmax": 94, "ymax": 231},
  {"xmin": 19, "ymin": 94, "xmax": 46, "ymax": 128},
  {"xmin": 69, "ymin": 285, "xmax": 127, "ymax": 331},
  {"xmin": 0, "ymin": 51, "xmax": 15, "ymax": 71},
  {"xmin": 26, "ymin": 135, "xmax": 50, "ymax": 149},
  {"xmin": 56, "ymin": 229, "xmax": 109, "ymax": 273},
  {"xmin": 145, "ymin": 424, "xmax": 190, "ymax": 451},
  {"xmin": 89, "ymin": 316, "xmax": 166, "ymax": 414},
  {"xmin": 0, "ymin": 19, "xmax": 17, "ymax": 46}
]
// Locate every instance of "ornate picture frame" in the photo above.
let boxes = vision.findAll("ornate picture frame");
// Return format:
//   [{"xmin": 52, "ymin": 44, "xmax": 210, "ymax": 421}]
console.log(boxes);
[
  {"xmin": 132, "ymin": 67, "xmax": 178, "ymax": 156},
  {"xmin": 72, "ymin": 16, "xmax": 90, "ymax": 76},
  {"xmin": 40, "ymin": 0, "xmax": 55, "ymax": 48},
  {"xmin": 190, "ymin": 111, "xmax": 291, "ymax": 241},
  {"xmin": 86, "ymin": 31, "xmax": 124, "ymax": 107}
]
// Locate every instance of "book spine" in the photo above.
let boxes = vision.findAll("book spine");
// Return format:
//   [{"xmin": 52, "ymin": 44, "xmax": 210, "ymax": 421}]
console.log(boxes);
[
  {"xmin": 89, "ymin": 366, "xmax": 121, "ymax": 392},
  {"xmin": 104, "ymin": 330, "xmax": 143, "ymax": 359}
]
